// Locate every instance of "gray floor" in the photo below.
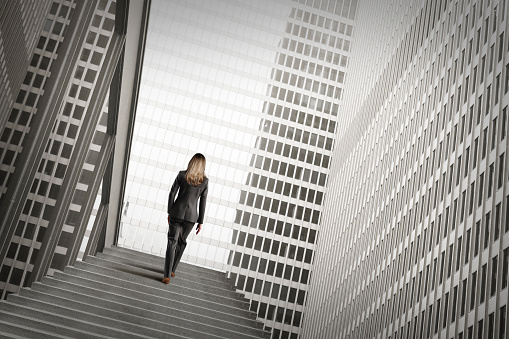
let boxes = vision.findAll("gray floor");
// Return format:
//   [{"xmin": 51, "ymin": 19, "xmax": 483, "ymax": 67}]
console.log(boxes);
[{"xmin": 0, "ymin": 246, "xmax": 270, "ymax": 338}]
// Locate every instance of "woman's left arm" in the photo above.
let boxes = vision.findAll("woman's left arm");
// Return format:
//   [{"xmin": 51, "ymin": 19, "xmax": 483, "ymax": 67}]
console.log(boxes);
[{"xmin": 167, "ymin": 173, "xmax": 181, "ymax": 214}]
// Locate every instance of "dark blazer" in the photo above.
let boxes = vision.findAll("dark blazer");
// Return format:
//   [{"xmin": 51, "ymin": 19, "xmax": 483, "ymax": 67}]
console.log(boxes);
[{"xmin": 167, "ymin": 170, "xmax": 208, "ymax": 223}]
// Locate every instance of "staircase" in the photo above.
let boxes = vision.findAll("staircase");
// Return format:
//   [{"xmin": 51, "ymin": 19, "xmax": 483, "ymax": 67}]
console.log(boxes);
[{"xmin": 0, "ymin": 246, "xmax": 270, "ymax": 338}]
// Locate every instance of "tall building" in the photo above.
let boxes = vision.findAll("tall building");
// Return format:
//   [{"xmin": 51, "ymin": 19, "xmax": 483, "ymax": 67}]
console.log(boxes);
[
  {"xmin": 0, "ymin": 0, "xmax": 150, "ymax": 299},
  {"xmin": 302, "ymin": 0, "xmax": 509, "ymax": 338},
  {"xmin": 118, "ymin": 0, "xmax": 356, "ymax": 337},
  {"xmin": 227, "ymin": 1, "xmax": 357, "ymax": 338},
  {"xmin": 0, "ymin": 0, "xmax": 53, "ymax": 132}
]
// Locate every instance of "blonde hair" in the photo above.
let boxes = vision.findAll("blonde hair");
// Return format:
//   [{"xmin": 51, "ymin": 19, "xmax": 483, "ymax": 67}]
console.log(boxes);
[{"xmin": 185, "ymin": 153, "xmax": 206, "ymax": 186}]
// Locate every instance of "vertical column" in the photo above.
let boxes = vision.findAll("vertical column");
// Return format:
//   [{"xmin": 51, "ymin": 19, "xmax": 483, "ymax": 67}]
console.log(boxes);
[
  {"xmin": 29, "ymin": 1, "xmax": 128, "ymax": 282},
  {"xmin": 0, "ymin": 0, "xmax": 98, "ymax": 276}
]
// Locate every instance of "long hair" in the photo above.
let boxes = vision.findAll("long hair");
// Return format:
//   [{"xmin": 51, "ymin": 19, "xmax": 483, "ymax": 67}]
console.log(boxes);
[{"xmin": 185, "ymin": 153, "xmax": 206, "ymax": 186}]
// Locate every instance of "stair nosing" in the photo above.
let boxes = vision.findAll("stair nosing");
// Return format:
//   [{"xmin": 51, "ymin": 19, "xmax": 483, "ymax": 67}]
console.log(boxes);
[
  {"xmin": 38, "ymin": 275, "xmax": 259, "ymax": 323},
  {"xmin": 17, "ymin": 287, "xmax": 266, "ymax": 338},
  {"xmin": 55, "ymin": 266, "xmax": 250, "ymax": 311},
  {"xmin": 81, "ymin": 255, "xmax": 237, "ymax": 295},
  {"xmin": 7, "ymin": 293, "xmax": 235, "ymax": 339},
  {"xmin": 0, "ymin": 319, "xmax": 69, "ymax": 339},
  {"xmin": 0, "ymin": 307, "xmax": 112, "ymax": 339},
  {"xmin": 105, "ymin": 247, "xmax": 228, "ymax": 276},
  {"xmin": 31, "ymin": 280, "xmax": 262, "ymax": 330},
  {"xmin": 97, "ymin": 249, "xmax": 229, "ymax": 281}
]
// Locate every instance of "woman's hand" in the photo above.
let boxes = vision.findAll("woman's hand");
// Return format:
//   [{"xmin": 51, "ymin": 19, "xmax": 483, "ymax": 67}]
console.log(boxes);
[{"xmin": 196, "ymin": 223, "xmax": 202, "ymax": 235}]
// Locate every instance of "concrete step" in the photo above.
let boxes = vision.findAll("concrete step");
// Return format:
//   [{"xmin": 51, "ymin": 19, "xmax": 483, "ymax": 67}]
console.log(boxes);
[
  {"xmin": 7, "ymin": 293, "xmax": 229, "ymax": 339},
  {"xmin": 102, "ymin": 246, "xmax": 228, "ymax": 280},
  {"xmin": 81, "ymin": 255, "xmax": 244, "ymax": 300},
  {"xmin": 0, "ymin": 245, "xmax": 269, "ymax": 339},
  {"xmin": 0, "ymin": 301, "xmax": 151, "ymax": 339},
  {"xmin": 0, "ymin": 320, "xmax": 68, "ymax": 339},
  {"xmin": 34, "ymin": 276, "xmax": 260, "ymax": 328},
  {"xmin": 0, "ymin": 302, "xmax": 110, "ymax": 338},
  {"xmin": 52, "ymin": 268, "xmax": 251, "ymax": 314},
  {"xmin": 17, "ymin": 288, "xmax": 266, "ymax": 339},
  {"xmin": 95, "ymin": 250, "xmax": 233, "ymax": 290}
]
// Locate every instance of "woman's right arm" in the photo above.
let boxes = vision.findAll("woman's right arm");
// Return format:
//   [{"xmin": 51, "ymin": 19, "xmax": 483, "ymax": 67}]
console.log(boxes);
[{"xmin": 167, "ymin": 173, "xmax": 181, "ymax": 214}]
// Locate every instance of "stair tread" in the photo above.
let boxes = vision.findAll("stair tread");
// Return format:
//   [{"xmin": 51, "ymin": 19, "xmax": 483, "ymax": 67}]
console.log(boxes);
[
  {"xmin": 64, "ymin": 263, "xmax": 243, "ymax": 304},
  {"xmin": 8, "ymin": 294, "xmax": 233, "ymax": 339},
  {"xmin": 50, "ymin": 269, "xmax": 252, "ymax": 315},
  {"xmin": 16, "ymin": 288, "xmax": 265, "ymax": 338},
  {"xmin": 78, "ymin": 256, "xmax": 239, "ymax": 296},
  {"xmin": 95, "ymin": 251, "xmax": 232, "ymax": 286},
  {"xmin": 36, "ymin": 276, "xmax": 259, "ymax": 326},
  {"xmin": 100, "ymin": 247, "xmax": 227, "ymax": 280},
  {"xmin": 0, "ymin": 320, "xmax": 69, "ymax": 339},
  {"xmin": 0, "ymin": 246, "xmax": 269, "ymax": 339},
  {"xmin": 0, "ymin": 307, "xmax": 111, "ymax": 339},
  {"xmin": 0, "ymin": 301, "xmax": 151, "ymax": 339}
]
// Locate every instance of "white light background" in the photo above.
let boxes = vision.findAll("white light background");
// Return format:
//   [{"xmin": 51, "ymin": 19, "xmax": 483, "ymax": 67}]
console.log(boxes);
[{"xmin": 118, "ymin": 0, "xmax": 293, "ymax": 271}]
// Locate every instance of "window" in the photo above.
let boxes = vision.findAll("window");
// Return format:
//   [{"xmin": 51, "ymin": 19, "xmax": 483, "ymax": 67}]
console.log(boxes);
[
  {"xmin": 491, "ymin": 256, "xmax": 498, "ymax": 297},
  {"xmin": 495, "ymin": 75, "xmax": 500, "ymax": 105},
  {"xmin": 485, "ymin": 85, "xmax": 491, "ymax": 116},
  {"xmin": 460, "ymin": 191, "xmax": 467, "ymax": 223},
  {"xmin": 432, "ymin": 258, "xmax": 437, "ymax": 291},
  {"xmin": 499, "ymin": 154, "xmax": 505, "ymax": 189},
  {"xmin": 488, "ymin": 164, "xmax": 494, "ymax": 198},
  {"xmin": 427, "ymin": 304, "xmax": 433, "ymax": 337},
  {"xmin": 473, "ymin": 138, "xmax": 478, "ymax": 168},
  {"xmin": 482, "ymin": 128, "xmax": 488, "ymax": 160},
  {"xmin": 478, "ymin": 319, "xmax": 484, "ymax": 339},
  {"xmin": 465, "ymin": 229, "xmax": 471, "ymax": 265},
  {"xmin": 460, "ymin": 278, "xmax": 467, "ymax": 317},
  {"xmin": 424, "ymin": 265, "xmax": 430, "ymax": 298},
  {"xmin": 495, "ymin": 203, "xmax": 501, "ymax": 241},
  {"xmin": 434, "ymin": 298, "xmax": 441, "ymax": 334},
  {"xmin": 503, "ymin": 248, "xmax": 509, "ymax": 290},
  {"xmin": 489, "ymin": 45, "xmax": 494, "ymax": 73},
  {"xmin": 506, "ymin": 66, "xmax": 509, "ymax": 94},
  {"xmin": 469, "ymin": 183, "xmax": 476, "ymax": 215},
  {"xmin": 470, "ymin": 271, "xmax": 477, "ymax": 310},
  {"xmin": 451, "ymin": 285, "xmax": 458, "ymax": 323},
  {"xmin": 506, "ymin": 199, "xmax": 509, "ymax": 234},
  {"xmin": 464, "ymin": 147, "xmax": 470, "ymax": 177},
  {"xmin": 480, "ymin": 56, "xmax": 486, "ymax": 84},
  {"xmin": 484, "ymin": 212, "xmax": 490, "ymax": 249},
  {"xmin": 492, "ymin": 117, "xmax": 498, "ymax": 151},
  {"xmin": 500, "ymin": 306, "xmax": 507, "ymax": 339},
  {"xmin": 456, "ymin": 237, "xmax": 462, "ymax": 272},
  {"xmin": 499, "ymin": 33, "xmax": 505, "ymax": 62},
  {"xmin": 442, "ymin": 292, "xmax": 449, "ymax": 328},
  {"xmin": 478, "ymin": 173, "xmax": 484, "ymax": 207},
  {"xmin": 447, "ymin": 244, "xmax": 453, "ymax": 279},
  {"xmin": 480, "ymin": 264, "xmax": 487, "ymax": 304}
]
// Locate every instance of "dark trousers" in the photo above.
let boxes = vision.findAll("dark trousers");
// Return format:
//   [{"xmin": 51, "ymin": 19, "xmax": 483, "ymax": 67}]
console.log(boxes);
[{"xmin": 164, "ymin": 217, "xmax": 194, "ymax": 277}]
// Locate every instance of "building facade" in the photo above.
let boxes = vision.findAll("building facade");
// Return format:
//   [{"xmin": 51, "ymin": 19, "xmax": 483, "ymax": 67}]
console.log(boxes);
[
  {"xmin": 227, "ymin": 1, "xmax": 357, "ymax": 337},
  {"xmin": 302, "ymin": 0, "xmax": 509, "ymax": 338},
  {"xmin": 0, "ymin": 0, "xmax": 149, "ymax": 300},
  {"xmin": 117, "ymin": 0, "xmax": 356, "ymax": 337},
  {"xmin": 0, "ymin": 0, "xmax": 53, "ymax": 132}
]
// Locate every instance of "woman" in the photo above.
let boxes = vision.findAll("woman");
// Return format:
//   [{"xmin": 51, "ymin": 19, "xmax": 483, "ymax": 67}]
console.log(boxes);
[{"xmin": 163, "ymin": 153, "xmax": 208, "ymax": 284}]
